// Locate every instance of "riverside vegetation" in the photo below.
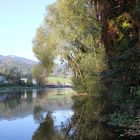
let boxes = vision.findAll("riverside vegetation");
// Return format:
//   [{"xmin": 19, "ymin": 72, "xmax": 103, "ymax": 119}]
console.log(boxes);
[{"xmin": 32, "ymin": 0, "xmax": 140, "ymax": 139}]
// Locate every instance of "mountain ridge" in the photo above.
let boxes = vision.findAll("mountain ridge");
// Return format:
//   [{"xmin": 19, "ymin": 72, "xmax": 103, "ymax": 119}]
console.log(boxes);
[
  {"xmin": 0, "ymin": 55, "xmax": 38, "ymax": 76},
  {"xmin": 0, "ymin": 55, "xmax": 38, "ymax": 65}
]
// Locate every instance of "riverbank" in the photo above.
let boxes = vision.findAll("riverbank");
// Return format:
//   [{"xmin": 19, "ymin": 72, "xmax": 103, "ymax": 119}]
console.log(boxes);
[
  {"xmin": 0, "ymin": 84, "xmax": 73, "ymax": 93},
  {"xmin": 46, "ymin": 84, "xmax": 73, "ymax": 88},
  {"xmin": 0, "ymin": 85, "xmax": 46, "ymax": 92}
]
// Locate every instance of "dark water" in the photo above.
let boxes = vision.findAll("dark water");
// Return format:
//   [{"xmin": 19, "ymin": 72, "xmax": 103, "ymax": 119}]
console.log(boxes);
[{"xmin": 0, "ymin": 88, "xmax": 74, "ymax": 140}]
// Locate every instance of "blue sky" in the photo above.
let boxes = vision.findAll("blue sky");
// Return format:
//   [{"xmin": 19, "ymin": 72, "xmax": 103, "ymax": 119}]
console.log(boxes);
[{"xmin": 0, "ymin": 0, "xmax": 56, "ymax": 61}]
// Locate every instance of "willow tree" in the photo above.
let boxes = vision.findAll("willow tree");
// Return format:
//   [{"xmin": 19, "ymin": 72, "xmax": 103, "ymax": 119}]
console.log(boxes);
[
  {"xmin": 33, "ymin": 0, "xmax": 105, "ymax": 94},
  {"xmin": 32, "ymin": 2, "xmax": 106, "ymax": 138},
  {"xmin": 56, "ymin": 0, "xmax": 106, "ymax": 94},
  {"xmin": 32, "ymin": 4, "xmax": 59, "ymax": 74}
]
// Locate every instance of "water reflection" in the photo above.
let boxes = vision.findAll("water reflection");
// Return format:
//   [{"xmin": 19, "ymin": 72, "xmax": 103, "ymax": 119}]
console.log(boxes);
[
  {"xmin": 0, "ymin": 88, "xmax": 74, "ymax": 140},
  {"xmin": 32, "ymin": 113, "xmax": 61, "ymax": 140},
  {"xmin": 33, "ymin": 105, "xmax": 44, "ymax": 124},
  {"xmin": 0, "ymin": 88, "xmax": 73, "ymax": 121},
  {"xmin": 33, "ymin": 117, "xmax": 138, "ymax": 140},
  {"xmin": 0, "ymin": 89, "xmax": 137, "ymax": 140}
]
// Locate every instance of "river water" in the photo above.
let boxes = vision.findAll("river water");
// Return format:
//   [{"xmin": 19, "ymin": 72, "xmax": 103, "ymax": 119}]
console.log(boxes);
[
  {"xmin": 0, "ymin": 88, "xmax": 139, "ymax": 140},
  {"xmin": 0, "ymin": 88, "xmax": 74, "ymax": 140}
]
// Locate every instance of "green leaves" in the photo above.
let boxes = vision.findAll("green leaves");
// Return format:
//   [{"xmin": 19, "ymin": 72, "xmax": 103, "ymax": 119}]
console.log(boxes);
[
  {"xmin": 32, "ymin": 64, "xmax": 47, "ymax": 85},
  {"xmin": 32, "ymin": 0, "xmax": 102, "ymax": 94}
]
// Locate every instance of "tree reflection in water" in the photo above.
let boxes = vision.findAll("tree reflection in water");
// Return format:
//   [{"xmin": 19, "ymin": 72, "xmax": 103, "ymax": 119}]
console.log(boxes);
[
  {"xmin": 32, "ymin": 96, "xmax": 138, "ymax": 140},
  {"xmin": 32, "ymin": 114, "xmax": 137, "ymax": 140},
  {"xmin": 33, "ymin": 105, "xmax": 45, "ymax": 124},
  {"xmin": 32, "ymin": 112, "xmax": 63, "ymax": 140},
  {"xmin": 0, "ymin": 88, "xmax": 74, "ymax": 140}
]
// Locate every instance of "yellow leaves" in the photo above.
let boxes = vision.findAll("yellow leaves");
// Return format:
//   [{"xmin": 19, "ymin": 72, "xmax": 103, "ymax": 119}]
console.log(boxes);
[
  {"xmin": 122, "ymin": 21, "xmax": 132, "ymax": 29},
  {"xmin": 117, "ymin": 13, "xmax": 132, "ymax": 29}
]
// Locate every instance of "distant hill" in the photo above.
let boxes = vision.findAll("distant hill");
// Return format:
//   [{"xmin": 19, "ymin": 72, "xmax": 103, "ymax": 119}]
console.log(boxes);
[
  {"xmin": 0, "ymin": 55, "xmax": 38, "ymax": 76},
  {"xmin": 51, "ymin": 63, "xmax": 73, "ymax": 78}
]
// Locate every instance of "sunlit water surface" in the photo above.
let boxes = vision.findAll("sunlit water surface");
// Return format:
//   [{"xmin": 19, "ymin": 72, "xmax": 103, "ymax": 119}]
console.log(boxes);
[{"xmin": 0, "ymin": 88, "xmax": 74, "ymax": 140}]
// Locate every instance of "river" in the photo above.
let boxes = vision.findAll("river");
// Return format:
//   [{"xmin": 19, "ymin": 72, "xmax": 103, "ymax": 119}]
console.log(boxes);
[
  {"xmin": 0, "ymin": 88, "xmax": 138, "ymax": 140},
  {"xmin": 0, "ymin": 88, "xmax": 74, "ymax": 140}
]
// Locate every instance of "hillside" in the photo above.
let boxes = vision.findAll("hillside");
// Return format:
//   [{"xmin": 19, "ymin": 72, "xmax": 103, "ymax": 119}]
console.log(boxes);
[
  {"xmin": 51, "ymin": 63, "xmax": 73, "ymax": 78},
  {"xmin": 0, "ymin": 55, "xmax": 37, "ymax": 76}
]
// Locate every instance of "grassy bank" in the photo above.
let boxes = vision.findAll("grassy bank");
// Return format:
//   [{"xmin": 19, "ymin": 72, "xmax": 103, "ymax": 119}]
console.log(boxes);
[
  {"xmin": 0, "ymin": 77, "xmax": 72, "ymax": 92},
  {"xmin": 47, "ymin": 76, "xmax": 72, "ymax": 84}
]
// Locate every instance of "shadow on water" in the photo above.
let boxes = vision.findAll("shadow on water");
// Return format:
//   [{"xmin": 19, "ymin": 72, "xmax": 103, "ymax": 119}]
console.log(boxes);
[
  {"xmin": 31, "ymin": 97, "xmax": 139, "ymax": 140},
  {"xmin": 32, "ymin": 114, "xmax": 139, "ymax": 140},
  {"xmin": 32, "ymin": 112, "xmax": 64, "ymax": 140}
]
